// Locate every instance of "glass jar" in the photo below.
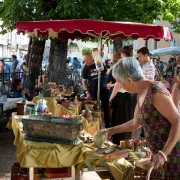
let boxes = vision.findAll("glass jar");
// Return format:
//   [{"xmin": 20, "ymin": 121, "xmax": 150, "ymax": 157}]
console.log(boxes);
[{"xmin": 24, "ymin": 104, "xmax": 36, "ymax": 115}]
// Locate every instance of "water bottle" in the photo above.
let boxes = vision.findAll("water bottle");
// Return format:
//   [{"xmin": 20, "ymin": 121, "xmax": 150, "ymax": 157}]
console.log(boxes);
[
  {"xmin": 74, "ymin": 96, "xmax": 78, "ymax": 106},
  {"xmin": 92, "ymin": 48, "xmax": 104, "ymax": 71}
]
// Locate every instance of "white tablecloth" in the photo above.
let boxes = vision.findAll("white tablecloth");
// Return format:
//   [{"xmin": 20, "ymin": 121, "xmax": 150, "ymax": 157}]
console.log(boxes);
[{"xmin": 2, "ymin": 98, "xmax": 23, "ymax": 111}]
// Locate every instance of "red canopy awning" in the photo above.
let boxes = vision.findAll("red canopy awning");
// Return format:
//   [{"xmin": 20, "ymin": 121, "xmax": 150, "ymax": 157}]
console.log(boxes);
[{"xmin": 16, "ymin": 19, "xmax": 173, "ymax": 41}]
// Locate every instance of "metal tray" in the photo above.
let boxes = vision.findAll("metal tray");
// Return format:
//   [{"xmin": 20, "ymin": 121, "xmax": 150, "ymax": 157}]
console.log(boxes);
[
  {"xmin": 21, "ymin": 115, "xmax": 82, "ymax": 125},
  {"xmin": 93, "ymin": 146, "xmax": 121, "ymax": 155},
  {"xmin": 21, "ymin": 115, "xmax": 83, "ymax": 141}
]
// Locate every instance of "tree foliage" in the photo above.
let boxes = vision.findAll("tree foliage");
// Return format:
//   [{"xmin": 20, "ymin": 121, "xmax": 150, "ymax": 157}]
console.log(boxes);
[
  {"xmin": 0, "ymin": 0, "xmax": 43, "ymax": 33},
  {"xmin": 82, "ymin": 47, "xmax": 92, "ymax": 55},
  {"xmin": 0, "ymin": 0, "xmax": 180, "ymax": 34},
  {"xmin": 162, "ymin": 0, "xmax": 180, "ymax": 33}
]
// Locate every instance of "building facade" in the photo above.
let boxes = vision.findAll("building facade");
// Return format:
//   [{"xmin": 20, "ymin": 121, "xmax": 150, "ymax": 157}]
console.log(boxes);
[{"xmin": 0, "ymin": 29, "xmax": 29, "ymax": 59}]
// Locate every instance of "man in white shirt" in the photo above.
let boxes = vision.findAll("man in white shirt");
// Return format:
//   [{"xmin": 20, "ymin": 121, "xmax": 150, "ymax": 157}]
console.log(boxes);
[
  {"xmin": 137, "ymin": 47, "xmax": 155, "ymax": 138},
  {"xmin": 137, "ymin": 47, "xmax": 155, "ymax": 80}
]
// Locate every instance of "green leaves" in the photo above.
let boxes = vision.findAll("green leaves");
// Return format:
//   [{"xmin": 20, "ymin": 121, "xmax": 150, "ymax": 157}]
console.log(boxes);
[
  {"xmin": 171, "ymin": 21, "xmax": 180, "ymax": 33},
  {"xmin": 82, "ymin": 47, "xmax": 92, "ymax": 55},
  {"xmin": 0, "ymin": 0, "xmax": 44, "ymax": 33},
  {"xmin": 1, "ymin": 0, "xmax": 180, "ymax": 34}
]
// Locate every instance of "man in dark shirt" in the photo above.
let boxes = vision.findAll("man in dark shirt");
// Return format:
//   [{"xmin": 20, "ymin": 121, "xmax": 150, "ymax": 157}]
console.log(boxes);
[
  {"xmin": 11, "ymin": 55, "xmax": 19, "ymax": 72},
  {"xmin": 82, "ymin": 53, "xmax": 110, "ymax": 128}
]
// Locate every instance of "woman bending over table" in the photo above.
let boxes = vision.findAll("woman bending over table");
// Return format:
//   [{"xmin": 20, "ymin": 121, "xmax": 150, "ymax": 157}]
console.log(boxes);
[{"xmin": 101, "ymin": 57, "xmax": 180, "ymax": 179}]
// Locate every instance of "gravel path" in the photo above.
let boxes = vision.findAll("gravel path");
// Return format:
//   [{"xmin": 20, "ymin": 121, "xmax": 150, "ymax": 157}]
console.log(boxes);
[{"xmin": 0, "ymin": 130, "xmax": 17, "ymax": 180}]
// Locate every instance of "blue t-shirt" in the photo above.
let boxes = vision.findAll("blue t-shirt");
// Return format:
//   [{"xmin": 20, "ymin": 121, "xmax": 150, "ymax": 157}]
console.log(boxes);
[
  {"xmin": 73, "ymin": 61, "xmax": 81, "ymax": 69},
  {"xmin": 4, "ymin": 63, "xmax": 10, "ymax": 73},
  {"xmin": 3, "ymin": 63, "xmax": 10, "ymax": 80},
  {"xmin": 12, "ymin": 59, "xmax": 19, "ymax": 71}
]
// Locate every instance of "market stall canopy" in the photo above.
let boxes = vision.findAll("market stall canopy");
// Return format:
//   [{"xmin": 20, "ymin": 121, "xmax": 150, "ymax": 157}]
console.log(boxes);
[
  {"xmin": 16, "ymin": 19, "xmax": 173, "ymax": 41},
  {"xmin": 151, "ymin": 46, "xmax": 180, "ymax": 57}
]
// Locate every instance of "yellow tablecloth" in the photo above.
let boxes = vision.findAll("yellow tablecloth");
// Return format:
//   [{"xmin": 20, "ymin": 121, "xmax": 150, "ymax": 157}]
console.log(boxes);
[
  {"xmin": 82, "ymin": 116, "xmax": 100, "ymax": 136},
  {"xmin": 12, "ymin": 112, "xmax": 134, "ymax": 180},
  {"xmin": 12, "ymin": 112, "xmax": 85, "ymax": 168},
  {"xmin": 76, "ymin": 145, "xmax": 134, "ymax": 180},
  {"xmin": 32, "ymin": 96, "xmax": 83, "ymax": 117}
]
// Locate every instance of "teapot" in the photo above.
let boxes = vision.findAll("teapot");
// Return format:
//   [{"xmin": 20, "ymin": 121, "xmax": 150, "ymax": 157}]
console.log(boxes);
[{"xmin": 37, "ymin": 99, "xmax": 48, "ymax": 113}]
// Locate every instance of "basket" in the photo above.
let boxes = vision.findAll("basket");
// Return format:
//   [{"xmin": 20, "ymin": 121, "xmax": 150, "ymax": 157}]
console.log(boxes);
[{"xmin": 21, "ymin": 115, "xmax": 82, "ymax": 141}]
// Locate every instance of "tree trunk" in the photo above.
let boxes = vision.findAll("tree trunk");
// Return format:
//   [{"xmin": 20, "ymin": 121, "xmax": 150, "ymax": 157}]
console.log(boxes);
[
  {"xmin": 28, "ymin": 38, "xmax": 45, "ymax": 95},
  {"xmin": 113, "ymin": 38, "xmax": 123, "ymax": 54},
  {"xmin": 47, "ymin": 39, "xmax": 55, "ymax": 81},
  {"xmin": 26, "ymin": 37, "xmax": 32, "ymax": 67},
  {"xmin": 48, "ymin": 39, "xmax": 72, "ymax": 87}
]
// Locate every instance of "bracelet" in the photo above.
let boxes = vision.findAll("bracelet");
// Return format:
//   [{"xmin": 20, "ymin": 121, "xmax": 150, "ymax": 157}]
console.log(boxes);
[{"xmin": 158, "ymin": 150, "xmax": 168, "ymax": 162}]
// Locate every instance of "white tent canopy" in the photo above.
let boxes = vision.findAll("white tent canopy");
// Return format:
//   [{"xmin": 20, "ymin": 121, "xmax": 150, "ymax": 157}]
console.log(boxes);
[{"xmin": 151, "ymin": 46, "xmax": 180, "ymax": 57}]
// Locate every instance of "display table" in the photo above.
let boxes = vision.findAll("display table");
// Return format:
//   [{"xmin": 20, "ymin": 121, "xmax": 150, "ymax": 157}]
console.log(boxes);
[
  {"xmin": 1, "ymin": 98, "xmax": 23, "ymax": 138},
  {"xmin": 32, "ymin": 96, "xmax": 83, "ymax": 117},
  {"xmin": 82, "ymin": 116, "xmax": 100, "ymax": 136},
  {"xmin": 2, "ymin": 98, "xmax": 23, "ymax": 111},
  {"xmin": 12, "ymin": 112, "xmax": 85, "ymax": 179},
  {"xmin": 12, "ymin": 113, "xmax": 134, "ymax": 180},
  {"xmin": 12, "ymin": 112, "xmax": 85, "ymax": 168}
]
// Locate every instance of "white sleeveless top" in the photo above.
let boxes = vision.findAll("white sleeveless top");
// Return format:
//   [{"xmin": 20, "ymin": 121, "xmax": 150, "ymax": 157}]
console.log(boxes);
[{"xmin": 119, "ymin": 88, "xmax": 127, "ymax": 93}]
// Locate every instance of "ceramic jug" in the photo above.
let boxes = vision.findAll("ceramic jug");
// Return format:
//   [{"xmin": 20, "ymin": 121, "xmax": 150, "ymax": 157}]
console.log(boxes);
[{"xmin": 37, "ymin": 99, "xmax": 48, "ymax": 113}]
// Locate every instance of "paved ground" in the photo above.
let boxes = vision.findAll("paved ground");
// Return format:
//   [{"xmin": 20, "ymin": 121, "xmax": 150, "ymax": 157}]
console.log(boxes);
[{"xmin": 0, "ymin": 130, "xmax": 17, "ymax": 180}]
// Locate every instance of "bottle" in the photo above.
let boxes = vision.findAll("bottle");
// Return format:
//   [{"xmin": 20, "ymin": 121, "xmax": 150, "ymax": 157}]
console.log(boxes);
[
  {"xmin": 74, "ymin": 96, "xmax": 78, "ymax": 106},
  {"xmin": 92, "ymin": 48, "xmax": 104, "ymax": 71}
]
